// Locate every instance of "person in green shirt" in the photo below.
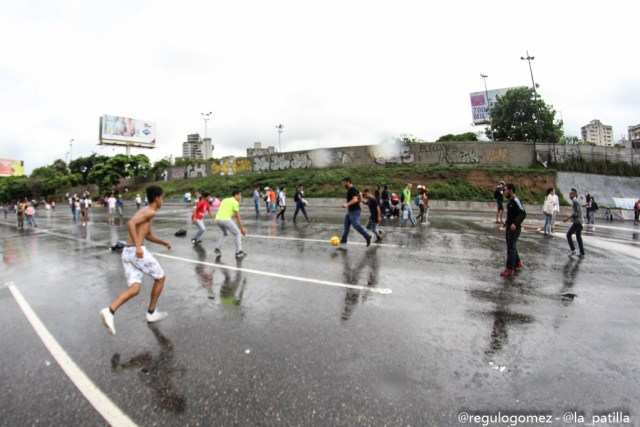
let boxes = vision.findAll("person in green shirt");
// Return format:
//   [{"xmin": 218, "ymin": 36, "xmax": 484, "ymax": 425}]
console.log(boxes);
[
  {"xmin": 214, "ymin": 190, "xmax": 247, "ymax": 258},
  {"xmin": 400, "ymin": 183, "xmax": 416, "ymax": 226}
]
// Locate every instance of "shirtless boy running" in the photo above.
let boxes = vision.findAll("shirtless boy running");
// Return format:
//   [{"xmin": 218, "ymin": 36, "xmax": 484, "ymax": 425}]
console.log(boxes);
[{"xmin": 100, "ymin": 185, "xmax": 171, "ymax": 335}]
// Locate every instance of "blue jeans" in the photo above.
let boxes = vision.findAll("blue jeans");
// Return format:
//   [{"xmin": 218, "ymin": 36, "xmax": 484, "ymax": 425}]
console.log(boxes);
[
  {"xmin": 253, "ymin": 199, "xmax": 260, "ymax": 214},
  {"xmin": 400, "ymin": 204, "xmax": 416, "ymax": 226},
  {"xmin": 365, "ymin": 218, "xmax": 381, "ymax": 239},
  {"xmin": 342, "ymin": 210, "xmax": 371, "ymax": 243},
  {"xmin": 543, "ymin": 213, "xmax": 553, "ymax": 235},
  {"xmin": 192, "ymin": 219, "xmax": 205, "ymax": 241}
]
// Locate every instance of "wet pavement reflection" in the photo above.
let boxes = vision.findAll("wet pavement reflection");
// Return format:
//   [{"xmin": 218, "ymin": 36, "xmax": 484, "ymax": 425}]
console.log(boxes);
[
  {"xmin": 111, "ymin": 324, "xmax": 186, "ymax": 414},
  {"xmin": 1, "ymin": 205, "xmax": 639, "ymax": 425}
]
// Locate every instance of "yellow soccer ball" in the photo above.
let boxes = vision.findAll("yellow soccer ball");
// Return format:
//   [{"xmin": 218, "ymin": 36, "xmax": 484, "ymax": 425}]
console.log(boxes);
[{"xmin": 330, "ymin": 236, "xmax": 340, "ymax": 246}]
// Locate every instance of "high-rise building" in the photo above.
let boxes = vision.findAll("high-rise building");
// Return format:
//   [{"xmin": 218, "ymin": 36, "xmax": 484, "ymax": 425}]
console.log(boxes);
[
  {"xmin": 581, "ymin": 119, "xmax": 613, "ymax": 146},
  {"xmin": 246, "ymin": 142, "xmax": 275, "ymax": 157},
  {"xmin": 182, "ymin": 134, "xmax": 214, "ymax": 160},
  {"xmin": 629, "ymin": 124, "xmax": 640, "ymax": 150}
]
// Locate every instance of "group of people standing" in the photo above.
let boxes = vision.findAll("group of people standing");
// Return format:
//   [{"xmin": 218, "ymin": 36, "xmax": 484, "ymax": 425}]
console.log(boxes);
[
  {"xmin": 251, "ymin": 184, "xmax": 312, "ymax": 223},
  {"xmin": 500, "ymin": 183, "xmax": 587, "ymax": 277}
]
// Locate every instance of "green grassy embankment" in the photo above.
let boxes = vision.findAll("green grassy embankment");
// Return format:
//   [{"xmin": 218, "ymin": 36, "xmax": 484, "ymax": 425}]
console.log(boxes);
[{"xmin": 129, "ymin": 165, "xmax": 562, "ymax": 205}]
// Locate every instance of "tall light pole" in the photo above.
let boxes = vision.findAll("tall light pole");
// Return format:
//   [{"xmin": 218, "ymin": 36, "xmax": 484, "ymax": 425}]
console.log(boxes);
[
  {"xmin": 201, "ymin": 112, "xmax": 212, "ymax": 138},
  {"xmin": 275, "ymin": 124, "xmax": 284, "ymax": 152},
  {"xmin": 480, "ymin": 74, "xmax": 495, "ymax": 141},
  {"xmin": 520, "ymin": 51, "xmax": 542, "ymax": 146},
  {"xmin": 68, "ymin": 138, "xmax": 75, "ymax": 163}
]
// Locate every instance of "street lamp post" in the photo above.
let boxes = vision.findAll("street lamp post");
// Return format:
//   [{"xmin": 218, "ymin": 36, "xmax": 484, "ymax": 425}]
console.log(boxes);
[
  {"xmin": 480, "ymin": 74, "xmax": 495, "ymax": 141},
  {"xmin": 275, "ymin": 124, "xmax": 284, "ymax": 152},
  {"xmin": 201, "ymin": 112, "xmax": 212, "ymax": 138},
  {"xmin": 68, "ymin": 138, "xmax": 75, "ymax": 163},
  {"xmin": 520, "ymin": 52, "xmax": 542, "ymax": 146}
]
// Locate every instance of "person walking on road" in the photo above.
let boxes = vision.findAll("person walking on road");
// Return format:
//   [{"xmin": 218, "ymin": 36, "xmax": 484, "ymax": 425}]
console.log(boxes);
[
  {"xmin": 399, "ymin": 183, "xmax": 416, "ymax": 227},
  {"xmin": 362, "ymin": 188, "xmax": 382, "ymax": 243},
  {"xmin": 214, "ymin": 190, "xmax": 248, "ymax": 259},
  {"xmin": 564, "ymin": 188, "xmax": 585, "ymax": 257},
  {"xmin": 340, "ymin": 177, "xmax": 372, "ymax": 246},
  {"xmin": 501, "ymin": 183, "xmax": 526, "ymax": 277},
  {"xmin": 293, "ymin": 184, "xmax": 312, "ymax": 223},
  {"xmin": 190, "ymin": 192, "xmax": 215, "ymax": 245},
  {"xmin": 276, "ymin": 187, "xmax": 287, "ymax": 221},
  {"xmin": 100, "ymin": 185, "xmax": 172, "ymax": 336}
]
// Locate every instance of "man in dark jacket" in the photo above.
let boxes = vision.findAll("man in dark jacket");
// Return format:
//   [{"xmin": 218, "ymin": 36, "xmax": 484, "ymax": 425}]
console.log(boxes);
[{"xmin": 501, "ymin": 183, "xmax": 526, "ymax": 277}]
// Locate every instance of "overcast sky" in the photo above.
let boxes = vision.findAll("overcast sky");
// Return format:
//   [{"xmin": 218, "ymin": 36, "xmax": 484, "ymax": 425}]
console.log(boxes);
[{"xmin": 1, "ymin": 0, "xmax": 638, "ymax": 174}]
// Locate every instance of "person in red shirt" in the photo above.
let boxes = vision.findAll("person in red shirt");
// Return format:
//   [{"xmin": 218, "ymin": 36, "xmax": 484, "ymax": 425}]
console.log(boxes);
[{"xmin": 191, "ymin": 193, "xmax": 216, "ymax": 245}]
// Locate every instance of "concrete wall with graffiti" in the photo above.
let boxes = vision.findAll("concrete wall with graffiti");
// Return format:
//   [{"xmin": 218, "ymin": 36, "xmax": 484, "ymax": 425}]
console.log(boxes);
[{"xmin": 165, "ymin": 142, "xmax": 640, "ymax": 181}]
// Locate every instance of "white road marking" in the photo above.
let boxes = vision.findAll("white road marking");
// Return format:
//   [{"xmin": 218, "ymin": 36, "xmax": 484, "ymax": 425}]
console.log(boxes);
[
  {"xmin": 5, "ymin": 282, "xmax": 137, "ymax": 427},
  {"xmin": 155, "ymin": 253, "xmax": 393, "ymax": 294}
]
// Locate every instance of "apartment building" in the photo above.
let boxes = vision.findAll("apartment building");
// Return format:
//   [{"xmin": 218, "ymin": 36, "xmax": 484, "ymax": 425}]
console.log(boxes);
[
  {"xmin": 581, "ymin": 119, "xmax": 613, "ymax": 146},
  {"xmin": 182, "ymin": 133, "xmax": 213, "ymax": 160}
]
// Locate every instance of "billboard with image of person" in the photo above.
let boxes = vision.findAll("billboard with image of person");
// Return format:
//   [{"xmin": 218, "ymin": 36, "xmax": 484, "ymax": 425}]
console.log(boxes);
[
  {"xmin": 0, "ymin": 159, "xmax": 25, "ymax": 177},
  {"xmin": 99, "ymin": 115, "xmax": 156, "ymax": 148}
]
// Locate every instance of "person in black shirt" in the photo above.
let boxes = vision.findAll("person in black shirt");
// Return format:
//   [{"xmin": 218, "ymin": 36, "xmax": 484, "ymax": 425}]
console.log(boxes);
[
  {"xmin": 494, "ymin": 181, "xmax": 505, "ymax": 224},
  {"xmin": 381, "ymin": 185, "xmax": 391, "ymax": 218},
  {"xmin": 501, "ymin": 183, "xmax": 526, "ymax": 277},
  {"xmin": 340, "ymin": 177, "xmax": 372, "ymax": 246},
  {"xmin": 362, "ymin": 188, "xmax": 382, "ymax": 243},
  {"xmin": 292, "ymin": 184, "xmax": 312, "ymax": 223}
]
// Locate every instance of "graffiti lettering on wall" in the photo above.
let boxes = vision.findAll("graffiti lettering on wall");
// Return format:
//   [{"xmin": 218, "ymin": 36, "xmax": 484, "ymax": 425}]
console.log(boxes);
[
  {"xmin": 438, "ymin": 149, "xmax": 479, "ymax": 164},
  {"xmin": 373, "ymin": 150, "xmax": 415, "ymax": 165},
  {"xmin": 211, "ymin": 158, "xmax": 252, "ymax": 175},
  {"xmin": 170, "ymin": 163, "xmax": 209, "ymax": 179},
  {"xmin": 252, "ymin": 152, "xmax": 313, "ymax": 172},
  {"xmin": 483, "ymin": 148, "xmax": 508, "ymax": 163},
  {"xmin": 553, "ymin": 147, "xmax": 582, "ymax": 163},
  {"xmin": 416, "ymin": 143, "xmax": 479, "ymax": 164}
]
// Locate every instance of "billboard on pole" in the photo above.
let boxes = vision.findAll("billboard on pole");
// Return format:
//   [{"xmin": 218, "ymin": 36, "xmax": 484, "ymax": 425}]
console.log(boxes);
[
  {"xmin": 0, "ymin": 159, "xmax": 25, "ymax": 177},
  {"xmin": 100, "ymin": 115, "xmax": 156, "ymax": 148},
  {"xmin": 470, "ymin": 87, "xmax": 521, "ymax": 125}
]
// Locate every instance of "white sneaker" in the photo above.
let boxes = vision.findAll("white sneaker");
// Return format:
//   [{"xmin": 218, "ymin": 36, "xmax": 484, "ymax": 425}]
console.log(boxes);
[
  {"xmin": 568, "ymin": 250, "xmax": 577, "ymax": 257},
  {"xmin": 100, "ymin": 307, "xmax": 116, "ymax": 335},
  {"xmin": 146, "ymin": 310, "xmax": 168, "ymax": 323}
]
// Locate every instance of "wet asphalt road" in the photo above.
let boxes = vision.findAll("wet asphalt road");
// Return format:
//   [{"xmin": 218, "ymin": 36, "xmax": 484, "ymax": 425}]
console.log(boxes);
[{"xmin": 1, "ymin": 202, "xmax": 639, "ymax": 426}]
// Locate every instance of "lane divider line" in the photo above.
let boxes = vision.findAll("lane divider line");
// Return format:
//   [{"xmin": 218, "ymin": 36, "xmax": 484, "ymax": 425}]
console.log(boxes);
[
  {"xmin": 5, "ymin": 282, "xmax": 137, "ymax": 427},
  {"xmin": 154, "ymin": 253, "xmax": 393, "ymax": 294}
]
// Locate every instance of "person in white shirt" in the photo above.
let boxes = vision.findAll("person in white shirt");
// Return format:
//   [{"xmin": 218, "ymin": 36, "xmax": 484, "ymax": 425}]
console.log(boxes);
[
  {"xmin": 135, "ymin": 194, "xmax": 142, "ymax": 210},
  {"xmin": 107, "ymin": 194, "xmax": 117, "ymax": 224},
  {"xmin": 551, "ymin": 190, "xmax": 560, "ymax": 232},
  {"xmin": 276, "ymin": 187, "xmax": 287, "ymax": 221}
]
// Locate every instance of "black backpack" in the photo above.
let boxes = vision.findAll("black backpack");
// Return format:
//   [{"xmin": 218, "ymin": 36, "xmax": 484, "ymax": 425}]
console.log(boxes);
[
  {"xmin": 174, "ymin": 229, "xmax": 187, "ymax": 237},
  {"xmin": 592, "ymin": 201, "xmax": 598, "ymax": 211}
]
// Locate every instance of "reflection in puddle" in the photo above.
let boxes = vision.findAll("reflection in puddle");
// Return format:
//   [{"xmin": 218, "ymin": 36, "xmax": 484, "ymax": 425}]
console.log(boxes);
[{"xmin": 111, "ymin": 324, "xmax": 186, "ymax": 413}]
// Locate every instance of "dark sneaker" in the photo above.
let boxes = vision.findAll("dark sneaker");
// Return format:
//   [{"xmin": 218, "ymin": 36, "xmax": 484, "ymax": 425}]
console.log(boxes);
[
  {"xmin": 578, "ymin": 252, "xmax": 586, "ymax": 258},
  {"xmin": 235, "ymin": 251, "xmax": 247, "ymax": 259},
  {"xmin": 516, "ymin": 261, "xmax": 524, "ymax": 269},
  {"xmin": 375, "ymin": 237, "xmax": 383, "ymax": 243},
  {"xmin": 214, "ymin": 248, "xmax": 221, "ymax": 256},
  {"xmin": 366, "ymin": 236, "xmax": 372, "ymax": 247}
]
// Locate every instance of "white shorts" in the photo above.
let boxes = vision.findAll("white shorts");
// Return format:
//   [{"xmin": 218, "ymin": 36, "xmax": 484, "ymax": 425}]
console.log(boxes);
[
  {"xmin": 108, "ymin": 207, "xmax": 115, "ymax": 214},
  {"xmin": 121, "ymin": 246, "xmax": 165, "ymax": 287}
]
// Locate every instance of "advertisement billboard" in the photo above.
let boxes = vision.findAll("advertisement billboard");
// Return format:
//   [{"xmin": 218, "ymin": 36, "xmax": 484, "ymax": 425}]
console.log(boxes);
[
  {"xmin": 0, "ymin": 159, "xmax": 25, "ymax": 177},
  {"xmin": 100, "ymin": 115, "xmax": 156, "ymax": 148},
  {"xmin": 470, "ymin": 87, "xmax": 521, "ymax": 125}
]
